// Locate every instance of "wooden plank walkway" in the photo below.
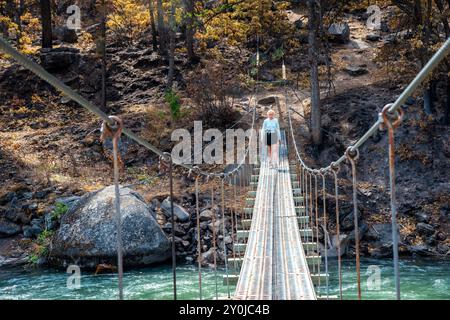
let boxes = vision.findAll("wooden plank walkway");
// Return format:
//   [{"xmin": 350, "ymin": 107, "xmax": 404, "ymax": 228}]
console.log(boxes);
[{"xmin": 233, "ymin": 132, "xmax": 316, "ymax": 300}]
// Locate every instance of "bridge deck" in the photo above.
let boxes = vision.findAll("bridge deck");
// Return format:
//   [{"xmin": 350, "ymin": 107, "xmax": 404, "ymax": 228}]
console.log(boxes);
[{"xmin": 234, "ymin": 133, "xmax": 316, "ymax": 300}]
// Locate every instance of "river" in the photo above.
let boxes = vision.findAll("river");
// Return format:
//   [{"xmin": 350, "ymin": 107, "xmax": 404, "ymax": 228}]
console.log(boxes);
[{"xmin": 0, "ymin": 257, "xmax": 448, "ymax": 300}]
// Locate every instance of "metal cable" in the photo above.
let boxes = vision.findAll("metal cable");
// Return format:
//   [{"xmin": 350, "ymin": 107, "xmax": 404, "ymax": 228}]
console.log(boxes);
[
  {"xmin": 229, "ymin": 176, "xmax": 237, "ymax": 275},
  {"xmin": 221, "ymin": 177, "xmax": 231, "ymax": 298},
  {"xmin": 331, "ymin": 163, "xmax": 343, "ymax": 300},
  {"xmin": 209, "ymin": 177, "xmax": 219, "ymax": 300},
  {"xmin": 105, "ymin": 116, "xmax": 124, "ymax": 300},
  {"xmin": 380, "ymin": 104, "xmax": 404, "ymax": 300},
  {"xmin": 195, "ymin": 175, "xmax": 202, "ymax": 300},
  {"xmin": 308, "ymin": 171, "xmax": 314, "ymax": 272},
  {"xmin": 314, "ymin": 173, "xmax": 321, "ymax": 295},
  {"xmin": 320, "ymin": 170, "xmax": 329, "ymax": 299},
  {"xmin": 160, "ymin": 152, "xmax": 178, "ymax": 300},
  {"xmin": 346, "ymin": 147, "xmax": 361, "ymax": 300}
]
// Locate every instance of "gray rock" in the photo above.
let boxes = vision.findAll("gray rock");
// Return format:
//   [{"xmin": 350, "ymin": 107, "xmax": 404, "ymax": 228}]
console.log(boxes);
[
  {"xmin": 44, "ymin": 212, "xmax": 57, "ymax": 231},
  {"xmin": 348, "ymin": 222, "xmax": 368, "ymax": 242},
  {"xmin": 408, "ymin": 243, "xmax": 430, "ymax": 256},
  {"xmin": 49, "ymin": 186, "xmax": 170, "ymax": 268},
  {"xmin": 200, "ymin": 210, "xmax": 214, "ymax": 221},
  {"xmin": 259, "ymin": 69, "xmax": 275, "ymax": 82},
  {"xmin": 416, "ymin": 222, "xmax": 435, "ymax": 236},
  {"xmin": 0, "ymin": 191, "xmax": 16, "ymax": 205},
  {"xmin": 23, "ymin": 224, "xmax": 42, "ymax": 239},
  {"xmin": 415, "ymin": 212, "xmax": 429, "ymax": 223},
  {"xmin": 0, "ymin": 221, "xmax": 21, "ymax": 238},
  {"xmin": 370, "ymin": 243, "xmax": 393, "ymax": 258},
  {"xmin": 294, "ymin": 19, "xmax": 303, "ymax": 30},
  {"xmin": 35, "ymin": 189, "xmax": 52, "ymax": 199},
  {"xmin": 161, "ymin": 197, "xmax": 190, "ymax": 222},
  {"xmin": 327, "ymin": 23, "xmax": 350, "ymax": 44},
  {"xmin": 224, "ymin": 236, "xmax": 232, "ymax": 244},
  {"xmin": 201, "ymin": 247, "xmax": 216, "ymax": 264},
  {"xmin": 0, "ymin": 254, "xmax": 29, "ymax": 268},
  {"xmin": 366, "ymin": 34, "xmax": 381, "ymax": 42},
  {"xmin": 437, "ymin": 243, "xmax": 449, "ymax": 255},
  {"xmin": 40, "ymin": 47, "xmax": 80, "ymax": 71},
  {"xmin": 436, "ymin": 232, "xmax": 447, "ymax": 241},
  {"xmin": 344, "ymin": 66, "xmax": 369, "ymax": 76},
  {"xmin": 258, "ymin": 96, "xmax": 277, "ymax": 105},
  {"xmin": 54, "ymin": 26, "xmax": 78, "ymax": 43},
  {"xmin": 55, "ymin": 196, "xmax": 81, "ymax": 210}
]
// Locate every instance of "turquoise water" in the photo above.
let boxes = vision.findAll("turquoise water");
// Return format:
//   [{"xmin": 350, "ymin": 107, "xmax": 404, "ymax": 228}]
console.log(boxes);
[{"xmin": 0, "ymin": 258, "xmax": 449, "ymax": 300}]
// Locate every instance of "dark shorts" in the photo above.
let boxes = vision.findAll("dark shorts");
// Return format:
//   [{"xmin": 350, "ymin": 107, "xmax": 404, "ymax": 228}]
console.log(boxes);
[{"xmin": 265, "ymin": 131, "xmax": 278, "ymax": 146}]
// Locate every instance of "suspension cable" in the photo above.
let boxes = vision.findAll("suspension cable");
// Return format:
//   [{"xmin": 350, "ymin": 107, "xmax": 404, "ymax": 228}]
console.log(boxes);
[
  {"xmin": 191, "ymin": 168, "xmax": 203, "ymax": 300},
  {"xmin": 320, "ymin": 169, "xmax": 329, "ymax": 300},
  {"xmin": 221, "ymin": 176, "xmax": 231, "ymax": 298},
  {"xmin": 313, "ymin": 173, "xmax": 321, "ymax": 295},
  {"xmin": 380, "ymin": 104, "xmax": 404, "ymax": 300},
  {"xmin": 330, "ymin": 162, "xmax": 343, "ymax": 300},
  {"xmin": 209, "ymin": 175, "xmax": 219, "ymax": 300},
  {"xmin": 303, "ymin": 168, "xmax": 309, "ymax": 243},
  {"xmin": 233, "ymin": 174, "xmax": 240, "ymax": 257},
  {"xmin": 103, "ymin": 115, "xmax": 124, "ymax": 300},
  {"xmin": 346, "ymin": 147, "xmax": 361, "ymax": 300},
  {"xmin": 308, "ymin": 171, "xmax": 314, "ymax": 272},
  {"xmin": 228, "ymin": 176, "xmax": 237, "ymax": 275},
  {"xmin": 160, "ymin": 152, "xmax": 177, "ymax": 300}
]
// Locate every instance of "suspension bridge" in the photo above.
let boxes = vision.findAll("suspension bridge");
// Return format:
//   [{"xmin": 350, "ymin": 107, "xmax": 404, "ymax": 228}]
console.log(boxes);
[{"xmin": 0, "ymin": 36, "xmax": 449, "ymax": 300}]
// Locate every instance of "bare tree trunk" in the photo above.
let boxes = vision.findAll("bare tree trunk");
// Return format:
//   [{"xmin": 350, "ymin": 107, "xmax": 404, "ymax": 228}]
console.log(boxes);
[
  {"xmin": 167, "ymin": 1, "xmax": 176, "ymax": 89},
  {"xmin": 149, "ymin": 0, "xmax": 158, "ymax": 51},
  {"xmin": 40, "ymin": 0, "xmax": 53, "ymax": 49},
  {"xmin": 184, "ymin": 0, "xmax": 196, "ymax": 63},
  {"xmin": 445, "ymin": 70, "xmax": 450, "ymax": 125},
  {"xmin": 156, "ymin": 0, "xmax": 167, "ymax": 55},
  {"xmin": 308, "ymin": 0, "xmax": 322, "ymax": 145},
  {"xmin": 423, "ymin": 0, "xmax": 433, "ymax": 115},
  {"xmin": 1, "ymin": 1, "xmax": 14, "ymax": 38},
  {"xmin": 100, "ymin": 0, "xmax": 107, "ymax": 111},
  {"xmin": 434, "ymin": 0, "xmax": 450, "ymax": 124}
]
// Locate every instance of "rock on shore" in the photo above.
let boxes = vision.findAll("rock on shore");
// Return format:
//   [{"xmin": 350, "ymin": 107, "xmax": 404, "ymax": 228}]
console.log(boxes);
[{"xmin": 49, "ymin": 186, "xmax": 171, "ymax": 268}]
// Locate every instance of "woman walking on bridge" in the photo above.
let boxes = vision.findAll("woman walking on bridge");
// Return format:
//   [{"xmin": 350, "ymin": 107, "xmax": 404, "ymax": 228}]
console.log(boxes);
[{"xmin": 262, "ymin": 109, "xmax": 281, "ymax": 168}]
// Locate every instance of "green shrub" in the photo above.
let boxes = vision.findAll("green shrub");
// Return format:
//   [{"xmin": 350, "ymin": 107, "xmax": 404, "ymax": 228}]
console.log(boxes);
[
  {"xmin": 164, "ymin": 89, "xmax": 181, "ymax": 120},
  {"xmin": 51, "ymin": 202, "xmax": 68, "ymax": 221}
]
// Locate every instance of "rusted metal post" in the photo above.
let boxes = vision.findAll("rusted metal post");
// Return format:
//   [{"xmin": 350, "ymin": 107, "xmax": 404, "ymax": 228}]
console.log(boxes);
[
  {"xmin": 331, "ymin": 162, "xmax": 343, "ymax": 300},
  {"xmin": 380, "ymin": 104, "xmax": 404, "ymax": 300},
  {"xmin": 105, "ymin": 115, "xmax": 124, "ymax": 300},
  {"xmin": 346, "ymin": 147, "xmax": 361, "ymax": 300}
]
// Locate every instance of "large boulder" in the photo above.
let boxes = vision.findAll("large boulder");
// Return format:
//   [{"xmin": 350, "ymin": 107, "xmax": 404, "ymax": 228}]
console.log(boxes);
[
  {"xmin": 327, "ymin": 23, "xmax": 350, "ymax": 44},
  {"xmin": 0, "ymin": 220, "xmax": 21, "ymax": 238},
  {"xmin": 161, "ymin": 197, "xmax": 190, "ymax": 222},
  {"xmin": 53, "ymin": 26, "xmax": 78, "ymax": 44},
  {"xmin": 416, "ymin": 222, "xmax": 435, "ymax": 236},
  {"xmin": 49, "ymin": 186, "xmax": 171, "ymax": 268},
  {"xmin": 40, "ymin": 47, "xmax": 80, "ymax": 72}
]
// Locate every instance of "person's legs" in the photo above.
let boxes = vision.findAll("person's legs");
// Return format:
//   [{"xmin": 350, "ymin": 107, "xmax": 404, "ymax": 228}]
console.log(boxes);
[
  {"xmin": 266, "ymin": 132, "xmax": 272, "ymax": 165},
  {"xmin": 272, "ymin": 142, "xmax": 279, "ymax": 167}
]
